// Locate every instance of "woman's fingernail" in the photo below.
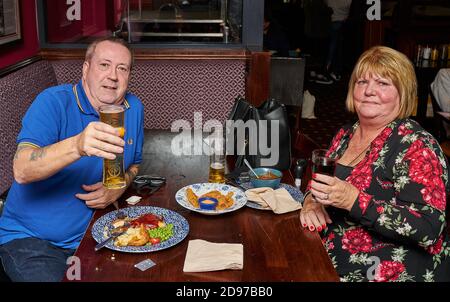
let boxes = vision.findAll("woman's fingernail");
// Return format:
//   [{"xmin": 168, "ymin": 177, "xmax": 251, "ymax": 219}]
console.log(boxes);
[
  {"xmin": 313, "ymin": 173, "xmax": 317, "ymax": 178},
  {"xmin": 317, "ymin": 226, "xmax": 322, "ymax": 232},
  {"xmin": 309, "ymin": 226, "xmax": 315, "ymax": 231},
  {"xmin": 303, "ymin": 223, "xmax": 307, "ymax": 227},
  {"xmin": 322, "ymin": 224, "xmax": 327, "ymax": 229}
]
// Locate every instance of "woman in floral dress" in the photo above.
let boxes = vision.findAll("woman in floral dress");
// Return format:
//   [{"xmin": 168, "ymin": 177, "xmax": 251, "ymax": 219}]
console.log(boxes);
[{"xmin": 300, "ymin": 46, "xmax": 450, "ymax": 282}]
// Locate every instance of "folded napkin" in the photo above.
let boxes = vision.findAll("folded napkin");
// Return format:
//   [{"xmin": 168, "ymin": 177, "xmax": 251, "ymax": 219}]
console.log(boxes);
[
  {"xmin": 245, "ymin": 187, "xmax": 302, "ymax": 214},
  {"xmin": 183, "ymin": 239, "xmax": 243, "ymax": 273}
]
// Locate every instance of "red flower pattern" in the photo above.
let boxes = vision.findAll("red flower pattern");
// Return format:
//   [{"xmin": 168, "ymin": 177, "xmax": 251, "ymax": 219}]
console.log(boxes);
[
  {"xmin": 374, "ymin": 261, "xmax": 405, "ymax": 282},
  {"xmin": 407, "ymin": 207, "xmax": 422, "ymax": 218},
  {"xmin": 342, "ymin": 228, "xmax": 373, "ymax": 254},
  {"xmin": 328, "ymin": 128, "xmax": 347, "ymax": 155},
  {"xmin": 420, "ymin": 185, "xmax": 446, "ymax": 211},
  {"xmin": 427, "ymin": 235, "xmax": 444, "ymax": 255},
  {"xmin": 357, "ymin": 192, "xmax": 373, "ymax": 214},
  {"xmin": 398, "ymin": 124, "xmax": 413, "ymax": 136},
  {"xmin": 348, "ymin": 164, "xmax": 373, "ymax": 191},
  {"xmin": 404, "ymin": 140, "xmax": 446, "ymax": 211},
  {"xmin": 317, "ymin": 120, "xmax": 449, "ymax": 281}
]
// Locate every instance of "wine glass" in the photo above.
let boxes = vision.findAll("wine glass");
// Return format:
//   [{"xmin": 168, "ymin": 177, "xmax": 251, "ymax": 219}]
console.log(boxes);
[{"xmin": 312, "ymin": 149, "xmax": 336, "ymax": 177}]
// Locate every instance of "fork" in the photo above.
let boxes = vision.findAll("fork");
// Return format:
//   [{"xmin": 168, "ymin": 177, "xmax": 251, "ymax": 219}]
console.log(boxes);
[{"xmin": 113, "ymin": 201, "xmax": 126, "ymax": 220}]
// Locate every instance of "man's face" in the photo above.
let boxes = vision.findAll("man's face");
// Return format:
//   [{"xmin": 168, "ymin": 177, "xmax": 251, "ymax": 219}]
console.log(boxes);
[{"xmin": 82, "ymin": 41, "xmax": 131, "ymax": 110}]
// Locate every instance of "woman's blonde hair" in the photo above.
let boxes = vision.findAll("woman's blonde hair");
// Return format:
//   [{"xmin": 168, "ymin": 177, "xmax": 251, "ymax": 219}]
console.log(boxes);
[{"xmin": 346, "ymin": 46, "xmax": 417, "ymax": 118}]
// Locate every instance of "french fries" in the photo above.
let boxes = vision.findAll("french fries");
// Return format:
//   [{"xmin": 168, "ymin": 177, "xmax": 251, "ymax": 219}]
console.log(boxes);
[
  {"xmin": 186, "ymin": 188, "xmax": 199, "ymax": 208},
  {"xmin": 185, "ymin": 189, "xmax": 234, "ymax": 210}
]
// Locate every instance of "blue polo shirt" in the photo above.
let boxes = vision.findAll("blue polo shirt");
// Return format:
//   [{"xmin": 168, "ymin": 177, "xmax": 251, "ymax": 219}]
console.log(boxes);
[{"xmin": 0, "ymin": 81, "xmax": 144, "ymax": 249}]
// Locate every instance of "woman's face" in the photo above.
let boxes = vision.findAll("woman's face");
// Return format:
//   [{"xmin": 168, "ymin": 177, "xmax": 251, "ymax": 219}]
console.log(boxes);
[{"xmin": 353, "ymin": 73, "xmax": 400, "ymax": 124}]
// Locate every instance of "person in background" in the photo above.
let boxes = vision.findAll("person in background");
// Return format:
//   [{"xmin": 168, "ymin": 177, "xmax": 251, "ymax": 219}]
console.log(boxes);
[
  {"xmin": 431, "ymin": 68, "xmax": 450, "ymax": 139},
  {"xmin": 300, "ymin": 46, "xmax": 450, "ymax": 281},
  {"xmin": 326, "ymin": 0, "xmax": 352, "ymax": 80},
  {"xmin": 263, "ymin": 12, "xmax": 290, "ymax": 57},
  {"xmin": 313, "ymin": 0, "xmax": 352, "ymax": 84},
  {"xmin": 0, "ymin": 37, "xmax": 144, "ymax": 282}
]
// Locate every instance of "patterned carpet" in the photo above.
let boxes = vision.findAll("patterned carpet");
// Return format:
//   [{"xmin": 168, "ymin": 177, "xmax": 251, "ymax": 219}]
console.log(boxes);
[{"xmin": 295, "ymin": 75, "xmax": 357, "ymax": 148}]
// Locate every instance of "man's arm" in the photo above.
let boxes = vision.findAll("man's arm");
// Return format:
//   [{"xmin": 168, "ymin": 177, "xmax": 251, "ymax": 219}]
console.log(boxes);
[
  {"xmin": 13, "ymin": 122, "xmax": 124, "ymax": 184},
  {"xmin": 124, "ymin": 164, "xmax": 139, "ymax": 187}
]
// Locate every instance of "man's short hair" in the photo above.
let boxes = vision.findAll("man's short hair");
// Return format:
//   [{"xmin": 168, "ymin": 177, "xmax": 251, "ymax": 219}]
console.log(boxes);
[{"xmin": 85, "ymin": 37, "xmax": 134, "ymax": 69}]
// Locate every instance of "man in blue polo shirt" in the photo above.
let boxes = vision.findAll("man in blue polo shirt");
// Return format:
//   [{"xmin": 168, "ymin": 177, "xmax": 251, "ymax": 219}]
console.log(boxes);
[{"xmin": 0, "ymin": 37, "xmax": 144, "ymax": 282}]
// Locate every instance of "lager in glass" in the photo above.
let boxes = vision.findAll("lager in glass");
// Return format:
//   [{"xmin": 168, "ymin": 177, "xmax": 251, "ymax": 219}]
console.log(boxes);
[{"xmin": 99, "ymin": 105, "xmax": 126, "ymax": 189}]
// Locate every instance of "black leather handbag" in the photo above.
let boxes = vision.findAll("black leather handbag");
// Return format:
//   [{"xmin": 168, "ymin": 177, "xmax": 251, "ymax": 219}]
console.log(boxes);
[{"xmin": 227, "ymin": 96, "xmax": 291, "ymax": 171}]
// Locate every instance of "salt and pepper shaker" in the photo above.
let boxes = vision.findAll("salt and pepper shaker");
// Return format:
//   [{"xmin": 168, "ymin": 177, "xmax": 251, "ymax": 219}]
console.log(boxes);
[{"xmin": 293, "ymin": 159, "xmax": 308, "ymax": 191}]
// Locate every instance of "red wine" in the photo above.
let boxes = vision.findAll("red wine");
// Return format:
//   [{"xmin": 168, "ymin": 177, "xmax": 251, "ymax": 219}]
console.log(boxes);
[{"xmin": 312, "ymin": 158, "xmax": 336, "ymax": 176}]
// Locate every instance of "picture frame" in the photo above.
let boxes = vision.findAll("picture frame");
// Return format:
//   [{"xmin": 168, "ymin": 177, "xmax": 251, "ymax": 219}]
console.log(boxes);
[{"xmin": 0, "ymin": 0, "xmax": 21, "ymax": 45}]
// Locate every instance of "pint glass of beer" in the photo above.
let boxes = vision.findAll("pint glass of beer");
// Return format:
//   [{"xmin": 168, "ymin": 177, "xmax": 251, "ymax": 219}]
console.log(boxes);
[
  {"xmin": 208, "ymin": 136, "xmax": 226, "ymax": 183},
  {"xmin": 99, "ymin": 105, "xmax": 126, "ymax": 189}
]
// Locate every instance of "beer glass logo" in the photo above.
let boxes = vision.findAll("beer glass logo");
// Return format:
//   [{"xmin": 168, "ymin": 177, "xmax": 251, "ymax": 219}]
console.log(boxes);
[{"xmin": 107, "ymin": 161, "xmax": 122, "ymax": 178}]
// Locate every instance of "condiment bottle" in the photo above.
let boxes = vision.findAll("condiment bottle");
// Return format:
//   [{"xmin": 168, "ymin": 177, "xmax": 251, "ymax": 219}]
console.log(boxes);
[{"xmin": 294, "ymin": 158, "xmax": 308, "ymax": 191}]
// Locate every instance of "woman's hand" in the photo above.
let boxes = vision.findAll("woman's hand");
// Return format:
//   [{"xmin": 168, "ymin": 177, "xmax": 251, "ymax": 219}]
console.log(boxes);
[
  {"xmin": 310, "ymin": 173, "xmax": 359, "ymax": 211},
  {"xmin": 300, "ymin": 193, "xmax": 332, "ymax": 232}
]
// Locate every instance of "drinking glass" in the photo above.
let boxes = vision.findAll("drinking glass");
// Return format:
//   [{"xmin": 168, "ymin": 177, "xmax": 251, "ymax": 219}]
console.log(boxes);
[
  {"xmin": 208, "ymin": 136, "xmax": 225, "ymax": 183},
  {"xmin": 312, "ymin": 149, "xmax": 336, "ymax": 177},
  {"xmin": 99, "ymin": 104, "xmax": 126, "ymax": 189},
  {"xmin": 311, "ymin": 149, "xmax": 336, "ymax": 201}
]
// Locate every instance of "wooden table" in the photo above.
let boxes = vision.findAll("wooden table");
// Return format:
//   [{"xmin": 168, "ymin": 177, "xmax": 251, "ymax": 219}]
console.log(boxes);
[{"xmin": 64, "ymin": 130, "xmax": 338, "ymax": 282}]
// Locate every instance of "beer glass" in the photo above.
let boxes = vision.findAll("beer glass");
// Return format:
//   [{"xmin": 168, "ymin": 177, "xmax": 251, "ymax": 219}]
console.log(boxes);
[
  {"xmin": 208, "ymin": 137, "xmax": 225, "ymax": 183},
  {"xmin": 99, "ymin": 105, "xmax": 126, "ymax": 189}
]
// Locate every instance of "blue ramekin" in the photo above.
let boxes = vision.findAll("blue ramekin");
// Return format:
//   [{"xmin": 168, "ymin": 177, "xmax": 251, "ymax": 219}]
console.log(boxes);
[{"xmin": 198, "ymin": 196, "xmax": 219, "ymax": 210}]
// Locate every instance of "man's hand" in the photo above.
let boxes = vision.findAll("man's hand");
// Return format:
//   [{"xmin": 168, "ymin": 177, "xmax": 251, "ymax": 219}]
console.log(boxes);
[
  {"xmin": 75, "ymin": 122, "xmax": 125, "ymax": 160},
  {"xmin": 75, "ymin": 182, "xmax": 125, "ymax": 209}
]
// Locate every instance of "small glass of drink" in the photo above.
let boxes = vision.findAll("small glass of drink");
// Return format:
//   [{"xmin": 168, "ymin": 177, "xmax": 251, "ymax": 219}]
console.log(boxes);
[
  {"xmin": 311, "ymin": 149, "xmax": 336, "ymax": 201},
  {"xmin": 99, "ymin": 104, "xmax": 126, "ymax": 189},
  {"xmin": 312, "ymin": 149, "xmax": 336, "ymax": 177}
]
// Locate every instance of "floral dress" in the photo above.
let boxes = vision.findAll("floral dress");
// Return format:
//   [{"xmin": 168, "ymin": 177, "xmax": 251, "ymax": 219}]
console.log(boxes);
[{"xmin": 319, "ymin": 118, "xmax": 450, "ymax": 282}]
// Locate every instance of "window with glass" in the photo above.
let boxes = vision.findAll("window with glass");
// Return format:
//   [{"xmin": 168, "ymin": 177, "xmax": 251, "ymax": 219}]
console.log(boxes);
[{"xmin": 41, "ymin": 0, "xmax": 244, "ymax": 45}]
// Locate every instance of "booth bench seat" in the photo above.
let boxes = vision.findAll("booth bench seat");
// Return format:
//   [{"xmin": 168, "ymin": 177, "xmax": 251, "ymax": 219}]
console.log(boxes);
[{"xmin": 0, "ymin": 57, "xmax": 246, "ymax": 194}]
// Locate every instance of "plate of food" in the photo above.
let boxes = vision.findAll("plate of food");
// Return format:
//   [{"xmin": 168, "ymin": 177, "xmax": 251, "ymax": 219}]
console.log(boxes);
[
  {"xmin": 175, "ymin": 183, "xmax": 247, "ymax": 215},
  {"xmin": 239, "ymin": 182, "xmax": 304, "ymax": 210},
  {"xmin": 91, "ymin": 206, "xmax": 189, "ymax": 253}
]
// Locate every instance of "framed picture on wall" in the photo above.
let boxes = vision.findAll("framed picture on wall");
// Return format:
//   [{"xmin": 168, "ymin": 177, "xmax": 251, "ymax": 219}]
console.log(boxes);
[{"xmin": 0, "ymin": 0, "xmax": 21, "ymax": 45}]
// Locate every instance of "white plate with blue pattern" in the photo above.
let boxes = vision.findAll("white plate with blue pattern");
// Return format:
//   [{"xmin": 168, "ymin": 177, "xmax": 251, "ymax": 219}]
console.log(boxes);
[
  {"xmin": 91, "ymin": 206, "xmax": 189, "ymax": 253},
  {"xmin": 175, "ymin": 183, "xmax": 247, "ymax": 215},
  {"xmin": 239, "ymin": 182, "xmax": 304, "ymax": 210}
]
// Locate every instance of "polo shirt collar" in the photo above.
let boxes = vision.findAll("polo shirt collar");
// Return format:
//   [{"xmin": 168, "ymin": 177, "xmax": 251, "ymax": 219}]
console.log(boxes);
[{"xmin": 73, "ymin": 81, "xmax": 131, "ymax": 116}]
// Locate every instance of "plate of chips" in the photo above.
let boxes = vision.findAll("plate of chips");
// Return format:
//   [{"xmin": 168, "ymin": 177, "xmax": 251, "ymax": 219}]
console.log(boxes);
[{"xmin": 175, "ymin": 183, "xmax": 247, "ymax": 215}]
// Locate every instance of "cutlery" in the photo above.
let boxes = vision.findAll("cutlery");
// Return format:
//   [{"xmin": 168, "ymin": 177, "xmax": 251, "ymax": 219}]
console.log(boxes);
[
  {"xmin": 95, "ymin": 229, "xmax": 126, "ymax": 251},
  {"xmin": 113, "ymin": 201, "xmax": 126, "ymax": 220},
  {"xmin": 225, "ymin": 179, "xmax": 247, "ymax": 192},
  {"xmin": 95, "ymin": 222, "xmax": 130, "ymax": 251},
  {"xmin": 243, "ymin": 159, "xmax": 259, "ymax": 179}
]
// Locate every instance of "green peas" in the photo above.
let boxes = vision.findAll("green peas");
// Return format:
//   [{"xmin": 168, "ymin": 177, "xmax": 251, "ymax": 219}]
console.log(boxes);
[{"xmin": 148, "ymin": 224, "xmax": 174, "ymax": 242}]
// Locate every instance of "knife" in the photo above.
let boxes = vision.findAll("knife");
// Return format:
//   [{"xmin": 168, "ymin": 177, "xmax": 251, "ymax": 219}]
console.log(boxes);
[
  {"xmin": 225, "ymin": 179, "xmax": 247, "ymax": 192},
  {"xmin": 95, "ymin": 229, "xmax": 126, "ymax": 252}
]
